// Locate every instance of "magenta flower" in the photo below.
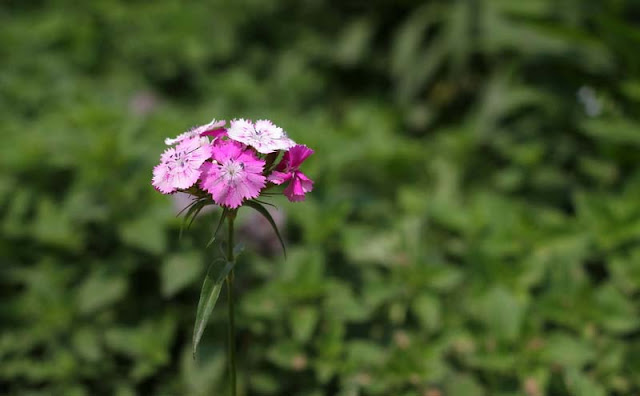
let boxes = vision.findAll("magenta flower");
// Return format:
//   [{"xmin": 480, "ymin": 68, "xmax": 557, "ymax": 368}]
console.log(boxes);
[
  {"xmin": 200, "ymin": 140, "xmax": 266, "ymax": 208},
  {"xmin": 268, "ymin": 145, "xmax": 314, "ymax": 201},
  {"xmin": 152, "ymin": 136, "xmax": 213, "ymax": 194},
  {"xmin": 165, "ymin": 119, "xmax": 226, "ymax": 145},
  {"xmin": 227, "ymin": 119, "xmax": 296, "ymax": 154}
]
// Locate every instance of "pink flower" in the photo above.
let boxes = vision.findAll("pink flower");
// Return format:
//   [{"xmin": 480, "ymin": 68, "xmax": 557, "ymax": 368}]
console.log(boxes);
[
  {"xmin": 268, "ymin": 145, "xmax": 314, "ymax": 202},
  {"xmin": 200, "ymin": 140, "xmax": 266, "ymax": 208},
  {"xmin": 152, "ymin": 136, "xmax": 212, "ymax": 194},
  {"xmin": 165, "ymin": 119, "xmax": 226, "ymax": 145},
  {"xmin": 227, "ymin": 119, "xmax": 296, "ymax": 154}
]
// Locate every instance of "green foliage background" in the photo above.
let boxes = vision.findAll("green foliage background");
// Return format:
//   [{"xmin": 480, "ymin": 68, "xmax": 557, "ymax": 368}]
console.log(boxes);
[{"xmin": 2, "ymin": 0, "xmax": 640, "ymax": 395}]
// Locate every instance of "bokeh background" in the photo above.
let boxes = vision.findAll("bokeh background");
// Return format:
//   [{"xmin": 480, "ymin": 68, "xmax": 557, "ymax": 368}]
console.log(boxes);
[{"xmin": 2, "ymin": 1, "xmax": 640, "ymax": 395}]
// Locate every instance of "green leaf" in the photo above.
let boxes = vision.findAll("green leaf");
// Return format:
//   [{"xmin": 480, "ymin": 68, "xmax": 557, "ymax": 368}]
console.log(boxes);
[
  {"xmin": 245, "ymin": 200, "xmax": 287, "ymax": 258},
  {"xmin": 289, "ymin": 306, "xmax": 319, "ymax": 343},
  {"xmin": 541, "ymin": 333, "xmax": 596, "ymax": 368},
  {"xmin": 205, "ymin": 208, "xmax": 228, "ymax": 248},
  {"xmin": 77, "ymin": 270, "xmax": 127, "ymax": 314},
  {"xmin": 580, "ymin": 118, "xmax": 640, "ymax": 146},
  {"xmin": 120, "ymin": 211, "xmax": 167, "ymax": 254},
  {"xmin": 411, "ymin": 292, "xmax": 441, "ymax": 333},
  {"xmin": 253, "ymin": 198, "xmax": 277, "ymax": 209},
  {"xmin": 593, "ymin": 284, "xmax": 639, "ymax": 334},
  {"xmin": 473, "ymin": 286, "xmax": 525, "ymax": 341},
  {"xmin": 445, "ymin": 373, "xmax": 485, "ymax": 396},
  {"xmin": 564, "ymin": 368, "xmax": 606, "ymax": 396},
  {"xmin": 192, "ymin": 259, "xmax": 236, "ymax": 358}
]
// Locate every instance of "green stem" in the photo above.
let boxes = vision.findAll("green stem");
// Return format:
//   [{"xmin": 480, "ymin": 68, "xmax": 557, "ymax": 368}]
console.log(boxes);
[{"xmin": 226, "ymin": 214, "xmax": 236, "ymax": 396}]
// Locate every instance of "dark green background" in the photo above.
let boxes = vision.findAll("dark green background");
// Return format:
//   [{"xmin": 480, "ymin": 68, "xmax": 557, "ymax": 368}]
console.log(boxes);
[{"xmin": 2, "ymin": 1, "xmax": 640, "ymax": 395}]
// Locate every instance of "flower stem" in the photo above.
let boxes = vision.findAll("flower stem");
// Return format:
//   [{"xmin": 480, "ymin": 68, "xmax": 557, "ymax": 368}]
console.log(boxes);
[{"xmin": 226, "ymin": 214, "xmax": 236, "ymax": 396}]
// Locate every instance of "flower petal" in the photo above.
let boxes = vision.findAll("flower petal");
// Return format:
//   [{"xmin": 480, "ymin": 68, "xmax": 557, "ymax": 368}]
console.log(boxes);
[
  {"xmin": 200, "ymin": 140, "xmax": 266, "ymax": 208},
  {"xmin": 268, "ymin": 171, "xmax": 292, "ymax": 185}
]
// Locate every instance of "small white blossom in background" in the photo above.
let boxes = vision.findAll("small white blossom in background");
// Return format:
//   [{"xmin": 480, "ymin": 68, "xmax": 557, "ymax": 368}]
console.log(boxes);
[{"xmin": 577, "ymin": 86, "xmax": 602, "ymax": 117}]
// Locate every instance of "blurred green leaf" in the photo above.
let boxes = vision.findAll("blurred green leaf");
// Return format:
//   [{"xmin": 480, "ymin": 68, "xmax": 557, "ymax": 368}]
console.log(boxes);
[
  {"xmin": 565, "ymin": 368, "xmax": 607, "ymax": 396},
  {"xmin": 161, "ymin": 252, "xmax": 202, "ymax": 297},
  {"xmin": 445, "ymin": 373, "xmax": 485, "ymax": 396},
  {"xmin": 289, "ymin": 306, "xmax": 319, "ymax": 343},
  {"xmin": 580, "ymin": 118, "xmax": 640, "ymax": 146},
  {"xmin": 542, "ymin": 333, "xmax": 596, "ymax": 368},
  {"xmin": 120, "ymin": 212, "xmax": 166, "ymax": 254},
  {"xmin": 77, "ymin": 270, "xmax": 127, "ymax": 314},
  {"xmin": 472, "ymin": 287, "xmax": 525, "ymax": 342},
  {"xmin": 593, "ymin": 284, "xmax": 639, "ymax": 334},
  {"xmin": 411, "ymin": 292, "xmax": 441, "ymax": 333}
]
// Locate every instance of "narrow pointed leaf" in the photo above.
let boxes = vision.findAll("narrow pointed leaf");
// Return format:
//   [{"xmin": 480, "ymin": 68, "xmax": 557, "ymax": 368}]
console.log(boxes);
[
  {"xmin": 252, "ymin": 198, "xmax": 277, "ymax": 209},
  {"xmin": 206, "ymin": 208, "xmax": 228, "ymax": 248},
  {"xmin": 186, "ymin": 201, "xmax": 209, "ymax": 230},
  {"xmin": 177, "ymin": 199, "xmax": 202, "ymax": 239},
  {"xmin": 176, "ymin": 198, "xmax": 201, "ymax": 217},
  {"xmin": 180, "ymin": 199, "xmax": 207, "ymax": 239},
  {"xmin": 245, "ymin": 200, "xmax": 287, "ymax": 258},
  {"xmin": 192, "ymin": 259, "xmax": 236, "ymax": 358}
]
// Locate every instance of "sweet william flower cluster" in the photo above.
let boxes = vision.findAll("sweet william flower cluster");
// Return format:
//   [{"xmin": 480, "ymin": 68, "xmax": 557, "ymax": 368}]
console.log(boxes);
[
  {"xmin": 152, "ymin": 118, "xmax": 313, "ymax": 207},
  {"xmin": 151, "ymin": 117, "xmax": 313, "ymax": 394}
]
